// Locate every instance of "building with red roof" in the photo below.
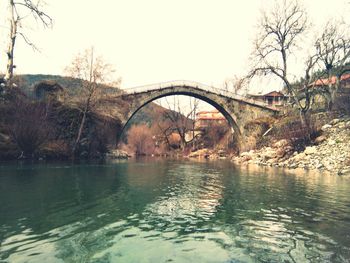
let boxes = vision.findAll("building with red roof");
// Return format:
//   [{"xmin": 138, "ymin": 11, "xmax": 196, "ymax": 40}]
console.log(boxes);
[
  {"xmin": 311, "ymin": 73, "xmax": 350, "ymax": 88},
  {"xmin": 194, "ymin": 110, "xmax": 227, "ymax": 129},
  {"xmin": 248, "ymin": 90, "xmax": 288, "ymax": 107}
]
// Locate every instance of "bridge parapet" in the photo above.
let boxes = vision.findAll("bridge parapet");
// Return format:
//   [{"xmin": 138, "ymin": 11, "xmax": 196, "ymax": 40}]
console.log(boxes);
[{"xmin": 120, "ymin": 80, "xmax": 279, "ymax": 112}]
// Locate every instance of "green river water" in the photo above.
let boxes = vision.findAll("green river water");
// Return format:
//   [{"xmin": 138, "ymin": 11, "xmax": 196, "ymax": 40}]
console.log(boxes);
[{"xmin": 0, "ymin": 159, "xmax": 349, "ymax": 262}]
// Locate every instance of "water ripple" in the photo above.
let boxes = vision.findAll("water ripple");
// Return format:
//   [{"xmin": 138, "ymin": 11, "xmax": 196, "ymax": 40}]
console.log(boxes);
[{"xmin": 1, "ymin": 160, "xmax": 350, "ymax": 262}]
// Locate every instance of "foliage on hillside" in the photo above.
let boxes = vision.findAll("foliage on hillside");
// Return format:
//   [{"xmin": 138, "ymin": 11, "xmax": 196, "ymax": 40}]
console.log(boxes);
[{"xmin": 0, "ymin": 85, "xmax": 122, "ymax": 160}]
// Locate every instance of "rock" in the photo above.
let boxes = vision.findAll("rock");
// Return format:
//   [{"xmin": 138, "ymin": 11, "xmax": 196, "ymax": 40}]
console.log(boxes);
[
  {"xmin": 276, "ymin": 148, "xmax": 286, "ymax": 158},
  {"xmin": 314, "ymin": 135, "xmax": 327, "ymax": 145},
  {"xmin": 241, "ymin": 155, "xmax": 252, "ymax": 162},
  {"xmin": 267, "ymin": 158, "xmax": 278, "ymax": 164},
  {"xmin": 217, "ymin": 149, "xmax": 227, "ymax": 157},
  {"xmin": 241, "ymin": 151, "xmax": 252, "ymax": 157},
  {"xmin": 337, "ymin": 122, "xmax": 346, "ymax": 129},
  {"xmin": 328, "ymin": 140, "xmax": 336, "ymax": 146},
  {"xmin": 293, "ymin": 152, "xmax": 306, "ymax": 162},
  {"xmin": 273, "ymin": 139, "xmax": 289, "ymax": 148},
  {"xmin": 330, "ymin": 119, "xmax": 340, "ymax": 125},
  {"xmin": 106, "ymin": 149, "xmax": 130, "ymax": 159},
  {"xmin": 304, "ymin": 146, "xmax": 317, "ymax": 155},
  {"xmin": 298, "ymin": 164, "xmax": 305, "ymax": 169},
  {"xmin": 315, "ymin": 163, "xmax": 323, "ymax": 169},
  {"xmin": 261, "ymin": 147, "xmax": 277, "ymax": 160},
  {"xmin": 321, "ymin": 124, "xmax": 332, "ymax": 131},
  {"xmin": 289, "ymin": 163, "xmax": 298, "ymax": 169},
  {"xmin": 339, "ymin": 168, "xmax": 350, "ymax": 175}
]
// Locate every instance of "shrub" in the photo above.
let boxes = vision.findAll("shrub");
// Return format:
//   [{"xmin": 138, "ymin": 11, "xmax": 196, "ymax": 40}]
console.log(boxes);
[
  {"xmin": 270, "ymin": 114, "xmax": 321, "ymax": 152},
  {"xmin": 126, "ymin": 124, "xmax": 155, "ymax": 155},
  {"xmin": 9, "ymin": 100, "xmax": 53, "ymax": 158},
  {"xmin": 244, "ymin": 117, "xmax": 276, "ymax": 150}
]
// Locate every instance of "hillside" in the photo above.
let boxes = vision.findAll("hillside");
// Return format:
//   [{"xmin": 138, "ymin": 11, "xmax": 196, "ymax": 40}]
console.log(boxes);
[
  {"xmin": 13, "ymin": 74, "xmax": 121, "ymax": 98},
  {"xmin": 16, "ymin": 73, "xmax": 191, "ymax": 124}
]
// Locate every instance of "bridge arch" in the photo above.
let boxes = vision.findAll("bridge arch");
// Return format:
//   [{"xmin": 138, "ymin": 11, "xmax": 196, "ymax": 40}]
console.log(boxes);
[
  {"xmin": 121, "ymin": 90, "xmax": 240, "ymax": 138},
  {"xmin": 117, "ymin": 81, "xmax": 279, "ymax": 149}
]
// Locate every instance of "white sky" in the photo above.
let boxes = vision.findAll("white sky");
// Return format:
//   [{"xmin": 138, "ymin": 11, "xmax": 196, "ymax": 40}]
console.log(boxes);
[{"xmin": 0, "ymin": 0, "xmax": 349, "ymax": 95}]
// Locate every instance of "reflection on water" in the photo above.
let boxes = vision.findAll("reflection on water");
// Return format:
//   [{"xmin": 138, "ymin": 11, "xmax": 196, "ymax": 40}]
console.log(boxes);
[{"xmin": 0, "ymin": 160, "xmax": 350, "ymax": 262}]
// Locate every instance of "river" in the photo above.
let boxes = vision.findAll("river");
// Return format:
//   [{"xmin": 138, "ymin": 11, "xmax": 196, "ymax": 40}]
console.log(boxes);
[{"xmin": 0, "ymin": 159, "xmax": 349, "ymax": 262}]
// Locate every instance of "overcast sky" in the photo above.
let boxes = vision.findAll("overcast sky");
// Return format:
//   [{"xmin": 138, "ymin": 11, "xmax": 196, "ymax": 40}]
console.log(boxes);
[{"xmin": 0, "ymin": 0, "xmax": 349, "ymax": 94}]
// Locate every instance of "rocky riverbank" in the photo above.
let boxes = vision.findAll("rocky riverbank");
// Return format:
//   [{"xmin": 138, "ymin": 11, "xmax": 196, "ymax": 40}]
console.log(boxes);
[
  {"xmin": 232, "ymin": 115, "xmax": 350, "ymax": 175},
  {"xmin": 186, "ymin": 148, "xmax": 229, "ymax": 159}
]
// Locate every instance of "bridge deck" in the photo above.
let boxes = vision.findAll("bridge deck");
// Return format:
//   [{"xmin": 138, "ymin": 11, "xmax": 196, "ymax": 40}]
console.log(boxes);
[{"xmin": 119, "ymin": 80, "xmax": 280, "ymax": 112}]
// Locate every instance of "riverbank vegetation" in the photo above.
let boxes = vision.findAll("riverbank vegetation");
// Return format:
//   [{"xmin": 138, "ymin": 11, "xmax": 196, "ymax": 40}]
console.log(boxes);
[{"xmin": 0, "ymin": 82, "xmax": 121, "ymax": 160}]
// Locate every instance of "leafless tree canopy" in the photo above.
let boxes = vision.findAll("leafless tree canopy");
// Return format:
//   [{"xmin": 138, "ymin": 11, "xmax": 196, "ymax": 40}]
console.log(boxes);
[
  {"xmin": 250, "ymin": 0, "xmax": 308, "ymax": 88},
  {"xmin": 161, "ymin": 96, "xmax": 198, "ymax": 150},
  {"xmin": 249, "ymin": 0, "xmax": 350, "ymax": 124},
  {"xmin": 4, "ymin": 0, "xmax": 52, "ymax": 83},
  {"xmin": 249, "ymin": 0, "xmax": 310, "ymax": 124},
  {"xmin": 313, "ymin": 20, "xmax": 350, "ymax": 108},
  {"xmin": 223, "ymin": 76, "xmax": 249, "ymax": 95},
  {"xmin": 64, "ymin": 47, "xmax": 118, "ymax": 156},
  {"xmin": 315, "ymin": 21, "xmax": 350, "ymax": 75}
]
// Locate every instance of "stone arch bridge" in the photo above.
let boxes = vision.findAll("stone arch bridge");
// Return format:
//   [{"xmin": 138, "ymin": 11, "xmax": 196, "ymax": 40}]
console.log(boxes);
[{"xmin": 115, "ymin": 80, "xmax": 280, "ymax": 149}]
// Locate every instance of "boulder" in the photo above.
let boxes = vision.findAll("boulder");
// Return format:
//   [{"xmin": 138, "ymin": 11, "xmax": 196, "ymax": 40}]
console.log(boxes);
[
  {"xmin": 304, "ymin": 146, "xmax": 317, "ymax": 155},
  {"xmin": 275, "ymin": 148, "xmax": 287, "ymax": 158},
  {"xmin": 315, "ymin": 163, "xmax": 323, "ymax": 169},
  {"xmin": 106, "ymin": 149, "xmax": 130, "ymax": 159},
  {"xmin": 328, "ymin": 140, "xmax": 336, "ymax": 146},
  {"xmin": 337, "ymin": 122, "xmax": 346, "ymax": 129},
  {"xmin": 330, "ymin": 119, "xmax": 340, "ymax": 125},
  {"xmin": 241, "ymin": 155, "xmax": 252, "ymax": 162},
  {"xmin": 273, "ymin": 139, "xmax": 289, "ymax": 148},
  {"xmin": 321, "ymin": 124, "xmax": 332, "ymax": 131},
  {"xmin": 293, "ymin": 152, "xmax": 306, "ymax": 162},
  {"xmin": 314, "ymin": 135, "xmax": 326, "ymax": 145},
  {"xmin": 240, "ymin": 151, "xmax": 250, "ymax": 157},
  {"xmin": 261, "ymin": 147, "xmax": 276, "ymax": 160}
]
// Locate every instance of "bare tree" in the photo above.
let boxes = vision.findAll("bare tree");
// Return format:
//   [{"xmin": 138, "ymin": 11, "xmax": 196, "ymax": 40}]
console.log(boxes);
[
  {"xmin": 126, "ymin": 124, "xmax": 154, "ymax": 155},
  {"xmin": 250, "ymin": 0, "xmax": 350, "ymax": 121},
  {"xmin": 64, "ymin": 47, "xmax": 117, "ymax": 156},
  {"xmin": 4, "ymin": 0, "xmax": 52, "ymax": 84},
  {"xmin": 249, "ymin": 0, "xmax": 310, "ymax": 125},
  {"xmin": 160, "ymin": 96, "xmax": 198, "ymax": 150},
  {"xmin": 313, "ymin": 20, "xmax": 350, "ymax": 109},
  {"xmin": 223, "ymin": 76, "xmax": 249, "ymax": 95}
]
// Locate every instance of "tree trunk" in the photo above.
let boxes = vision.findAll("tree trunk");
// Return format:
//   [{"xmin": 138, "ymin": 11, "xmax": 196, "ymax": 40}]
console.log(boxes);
[
  {"xmin": 299, "ymin": 110, "xmax": 311, "ymax": 140},
  {"xmin": 4, "ymin": 1, "xmax": 17, "ymax": 84},
  {"xmin": 72, "ymin": 110, "xmax": 87, "ymax": 157},
  {"xmin": 329, "ymin": 77, "xmax": 341, "ymax": 111},
  {"xmin": 299, "ymin": 110, "xmax": 307, "ymax": 126}
]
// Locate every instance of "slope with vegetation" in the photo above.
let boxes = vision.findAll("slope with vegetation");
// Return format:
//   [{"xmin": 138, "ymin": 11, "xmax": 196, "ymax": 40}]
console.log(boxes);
[{"xmin": 0, "ymin": 80, "xmax": 120, "ymax": 160}]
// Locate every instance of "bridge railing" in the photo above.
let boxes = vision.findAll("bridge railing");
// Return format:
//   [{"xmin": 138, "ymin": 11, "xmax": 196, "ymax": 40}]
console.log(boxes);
[{"xmin": 121, "ymin": 80, "xmax": 278, "ymax": 110}]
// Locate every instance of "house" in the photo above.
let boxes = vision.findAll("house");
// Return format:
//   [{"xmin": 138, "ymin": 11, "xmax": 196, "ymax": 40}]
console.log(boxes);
[
  {"xmin": 194, "ymin": 110, "xmax": 227, "ymax": 129},
  {"xmin": 248, "ymin": 91, "xmax": 287, "ymax": 107}
]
